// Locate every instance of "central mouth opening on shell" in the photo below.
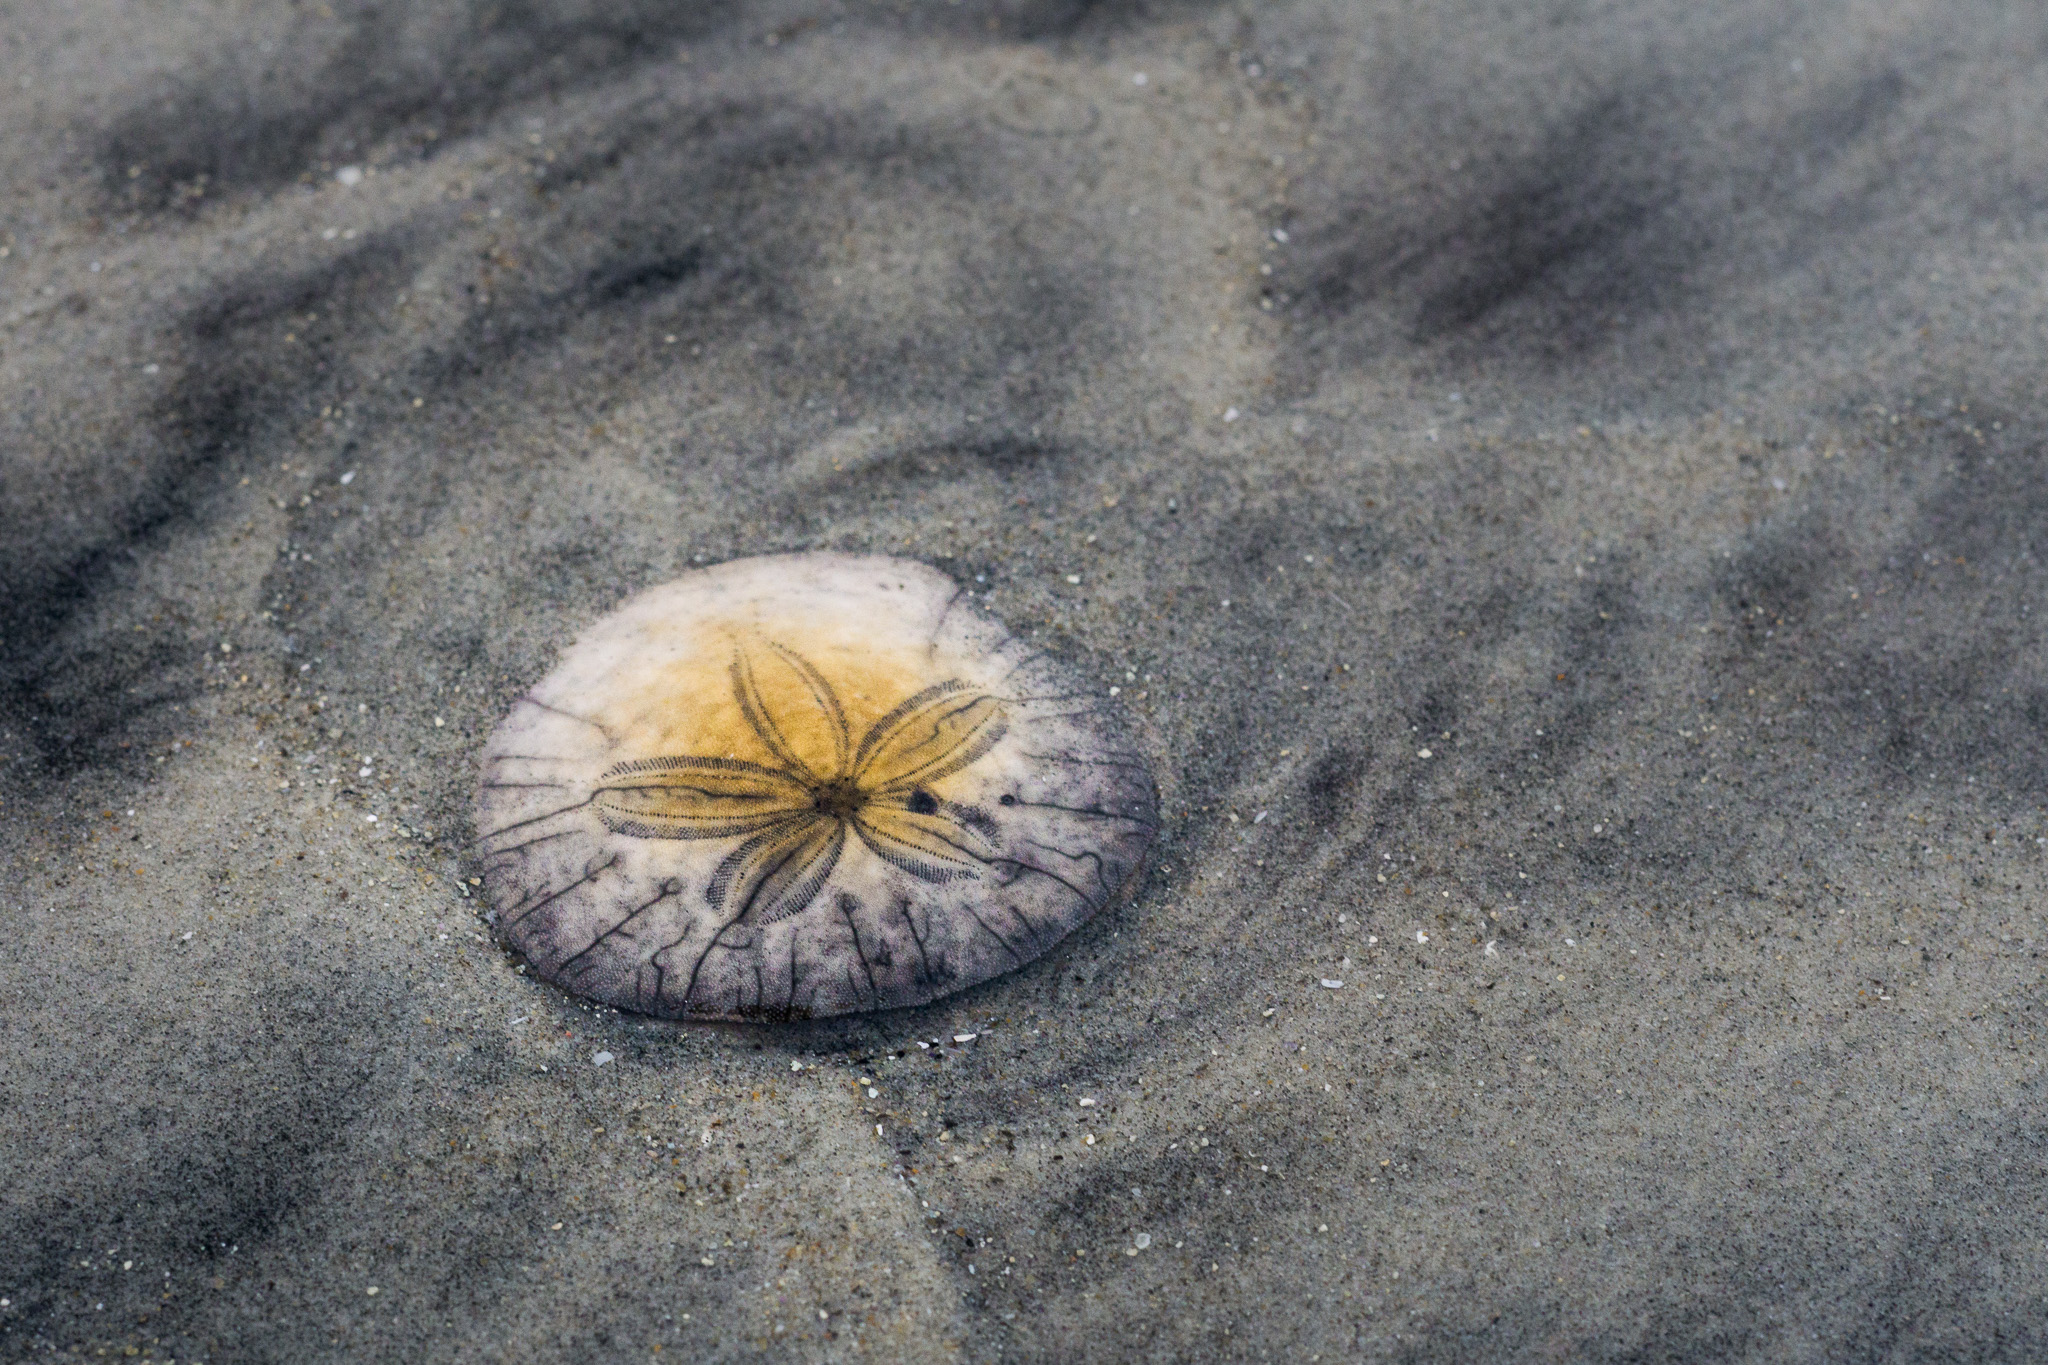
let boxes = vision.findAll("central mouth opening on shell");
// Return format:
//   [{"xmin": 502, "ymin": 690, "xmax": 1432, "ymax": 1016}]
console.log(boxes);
[{"xmin": 812, "ymin": 777, "xmax": 865, "ymax": 820}]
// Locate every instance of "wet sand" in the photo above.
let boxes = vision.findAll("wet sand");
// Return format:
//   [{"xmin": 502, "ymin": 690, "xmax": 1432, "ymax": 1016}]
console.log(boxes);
[{"xmin": 4, "ymin": 1, "xmax": 2046, "ymax": 1359}]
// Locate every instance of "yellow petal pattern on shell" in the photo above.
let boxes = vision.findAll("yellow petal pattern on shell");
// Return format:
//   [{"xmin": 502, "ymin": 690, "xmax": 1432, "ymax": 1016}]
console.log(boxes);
[
  {"xmin": 708, "ymin": 815, "xmax": 848, "ymax": 925},
  {"xmin": 599, "ymin": 643, "xmax": 1005, "ymax": 925},
  {"xmin": 729, "ymin": 640, "xmax": 850, "ymax": 782},
  {"xmin": 592, "ymin": 757, "xmax": 810, "ymax": 839},
  {"xmin": 851, "ymin": 807, "xmax": 991, "ymax": 882},
  {"xmin": 855, "ymin": 683, "xmax": 1009, "ymax": 792}
]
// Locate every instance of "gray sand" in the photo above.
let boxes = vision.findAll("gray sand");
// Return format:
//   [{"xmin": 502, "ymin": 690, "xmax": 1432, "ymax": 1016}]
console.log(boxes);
[{"xmin": 4, "ymin": 1, "xmax": 2046, "ymax": 1359}]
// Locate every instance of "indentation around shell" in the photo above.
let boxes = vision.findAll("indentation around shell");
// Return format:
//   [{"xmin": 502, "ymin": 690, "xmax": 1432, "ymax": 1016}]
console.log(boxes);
[{"xmin": 475, "ymin": 554, "xmax": 1158, "ymax": 1020}]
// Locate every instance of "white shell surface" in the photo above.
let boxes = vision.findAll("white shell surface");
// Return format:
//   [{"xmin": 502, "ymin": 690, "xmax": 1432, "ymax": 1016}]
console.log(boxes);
[{"xmin": 475, "ymin": 553, "xmax": 1157, "ymax": 1019}]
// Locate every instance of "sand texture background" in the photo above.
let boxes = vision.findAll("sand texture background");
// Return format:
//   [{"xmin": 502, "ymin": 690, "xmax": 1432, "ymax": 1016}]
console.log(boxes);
[{"xmin": 4, "ymin": 0, "xmax": 2047, "ymax": 1360}]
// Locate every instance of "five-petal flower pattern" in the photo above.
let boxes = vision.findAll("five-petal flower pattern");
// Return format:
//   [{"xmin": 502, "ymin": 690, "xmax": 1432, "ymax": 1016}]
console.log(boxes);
[
  {"xmin": 476, "ymin": 552, "xmax": 1157, "ymax": 1019},
  {"xmin": 591, "ymin": 640, "xmax": 1007, "ymax": 927}
]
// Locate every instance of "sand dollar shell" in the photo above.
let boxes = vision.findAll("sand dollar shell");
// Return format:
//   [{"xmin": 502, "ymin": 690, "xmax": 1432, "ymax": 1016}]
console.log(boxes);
[{"xmin": 475, "ymin": 553, "xmax": 1157, "ymax": 1020}]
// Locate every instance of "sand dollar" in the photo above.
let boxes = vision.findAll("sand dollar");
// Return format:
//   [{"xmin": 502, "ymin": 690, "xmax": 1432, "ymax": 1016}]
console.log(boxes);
[{"xmin": 475, "ymin": 553, "xmax": 1157, "ymax": 1020}]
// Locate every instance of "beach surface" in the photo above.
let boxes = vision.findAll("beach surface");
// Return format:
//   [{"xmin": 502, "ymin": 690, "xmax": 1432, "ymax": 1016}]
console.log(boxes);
[{"xmin": 4, "ymin": 1, "xmax": 2046, "ymax": 1359}]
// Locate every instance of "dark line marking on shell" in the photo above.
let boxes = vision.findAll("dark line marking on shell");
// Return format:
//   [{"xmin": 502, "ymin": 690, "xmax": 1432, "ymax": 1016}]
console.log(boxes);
[
  {"xmin": 840, "ymin": 895, "xmax": 879, "ymax": 1002},
  {"xmin": 679, "ymin": 920, "xmax": 740, "ymax": 1008},
  {"xmin": 496, "ymin": 849, "xmax": 588, "ymax": 914},
  {"xmin": 557, "ymin": 879, "xmax": 682, "ymax": 975},
  {"xmin": 516, "ymin": 695, "xmax": 619, "ymax": 740},
  {"xmin": 896, "ymin": 899, "xmax": 934, "ymax": 983},
  {"xmin": 1025, "ymin": 841, "xmax": 1114, "ymax": 903},
  {"xmin": 963, "ymin": 904, "xmax": 1026, "ymax": 965},
  {"xmin": 480, "ymin": 827, "xmax": 581, "ymax": 860},
  {"xmin": 648, "ymin": 952, "xmax": 670, "ymax": 1011},
  {"xmin": 989, "ymin": 647, "xmax": 1050, "ymax": 689},
  {"xmin": 1001, "ymin": 797, "xmax": 1158, "ymax": 826},
  {"xmin": 927, "ymin": 584, "xmax": 969, "ymax": 656},
  {"xmin": 506, "ymin": 854, "xmax": 621, "ymax": 929},
  {"xmin": 990, "ymin": 850, "xmax": 1101, "ymax": 913},
  {"xmin": 785, "ymin": 924, "xmax": 803, "ymax": 1014},
  {"xmin": 1019, "ymin": 750, "xmax": 1152, "ymax": 771},
  {"xmin": 999, "ymin": 712, "xmax": 1114, "ymax": 732},
  {"xmin": 477, "ymin": 792, "xmax": 598, "ymax": 843},
  {"xmin": 1004, "ymin": 903, "xmax": 1042, "ymax": 946}
]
